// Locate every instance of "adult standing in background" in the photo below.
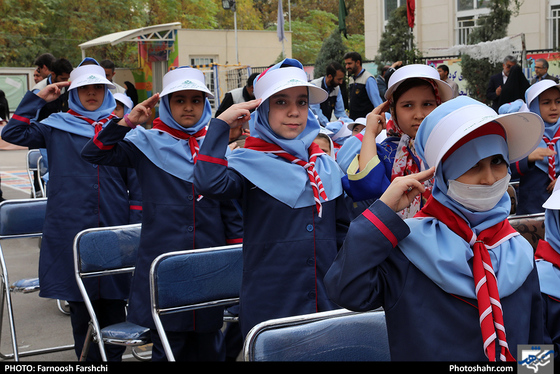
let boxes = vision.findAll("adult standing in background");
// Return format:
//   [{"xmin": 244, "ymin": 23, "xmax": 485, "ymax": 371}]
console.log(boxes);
[
  {"xmin": 215, "ymin": 72, "xmax": 259, "ymax": 117},
  {"xmin": 437, "ymin": 64, "xmax": 459, "ymax": 98},
  {"xmin": 486, "ymin": 55, "xmax": 517, "ymax": 112},
  {"xmin": 531, "ymin": 58, "xmax": 559, "ymax": 85},
  {"xmin": 100, "ymin": 59, "xmax": 127, "ymax": 94},
  {"xmin": 344, "ymin": 51, "xmax": 383, "ymax": 120},
  {"xmin": 310, "ymin": 62, "xmax": 350, "ymax": 126},
  {"xmin": 34, "ymin": 53, "xmax": 56, "ymax": 81}
]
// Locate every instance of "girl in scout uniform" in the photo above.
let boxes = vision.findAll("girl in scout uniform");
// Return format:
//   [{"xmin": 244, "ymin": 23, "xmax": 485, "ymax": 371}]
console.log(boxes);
[
  {"xmin": 337, "ymin": 64, "xmax": 453, "ymax": 218},
  {"xmin": 325, "ymin": 96, "xmax": 545, "ymax": 361},
  {"xmin": 194, "ymin": 58, "xmax": 351, "ymax": 338},
  {"xmin": 2, "ymin": 59, "xmax": 140, "ymax": 361},
  {"xmin": 81, "ymin": 67, "xmax": 243, "ymax": 361}
]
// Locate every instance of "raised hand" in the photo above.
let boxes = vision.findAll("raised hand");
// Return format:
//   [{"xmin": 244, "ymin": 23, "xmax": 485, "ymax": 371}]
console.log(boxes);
[
  {"xmin": 379, "ymin": 167, "xmax": 435, "ymax": 212},
  {"xmin": 36, "ymin": 81, "xmax": 71, "ymax": 103}
]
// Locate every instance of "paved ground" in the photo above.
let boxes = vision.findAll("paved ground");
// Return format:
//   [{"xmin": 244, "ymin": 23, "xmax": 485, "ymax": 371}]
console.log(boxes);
[{"xmin": 0, "ymin": 149, "xmax": 151, "ymax": 362}]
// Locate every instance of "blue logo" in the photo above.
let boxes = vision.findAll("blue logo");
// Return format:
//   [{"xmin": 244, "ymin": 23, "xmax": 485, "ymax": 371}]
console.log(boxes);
[{"xmin": 517, "ymin": 345, "xmax": 554, "ymax": 374}]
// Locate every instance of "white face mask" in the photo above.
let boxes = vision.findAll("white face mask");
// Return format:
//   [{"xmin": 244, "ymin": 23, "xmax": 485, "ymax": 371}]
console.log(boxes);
[{"xmin": 447, "ymin": 174, "xmax": 511, "ymax": 212}]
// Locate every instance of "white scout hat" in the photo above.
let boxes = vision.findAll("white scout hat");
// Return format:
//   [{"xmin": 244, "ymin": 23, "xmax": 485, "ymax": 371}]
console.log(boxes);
[
  {"xmin": 254, "ymin": 66, "xmax": 327, "ymax": 108},
  {"xmin": 159, "ymin": 67, "xmax": 214, "ymax": 99},
  {"xmin": 385, "ymin": 64, "xmax": 454, "ymax": 102},
  {"xmin": 416, "ymin": 96, "xmax": 544, "ymax": 171},
  {"xmin": 68, "ymin": 64, "xmax": 115, "ymax": 91},
  {"xmin": 543, "ymin": 181, "xmax": 560, "ymax": 209},
  {"xmin": 525, "ymin": 79, "xmax": 560, "ymax": 108},
  {"xmin": 346, "ymin": 117, "xmax": 367, "ymax": 131},
  {"xmin": 113, "ymin": 93, "xmax": 133, "ymax": 110}
]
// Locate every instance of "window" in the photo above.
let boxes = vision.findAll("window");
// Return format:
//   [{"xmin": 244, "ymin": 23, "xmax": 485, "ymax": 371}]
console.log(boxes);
[
  {"xmin": 551, "ymin": 4, "xmax": 560, "ymax": 49},
  {"xmin": 384, "ymin": 0, "xmax": 404, "ymax": 21},
  {"xmin": 190, "ymin": 56, "xmax": 217, "ymax": 110},
  {"xmin": 457, "ymin": 16, "xmax": 476, "ymax": 44},
  {"xmin": 456, "ymin": 0, "xmax": 490, "ymax": 44}
]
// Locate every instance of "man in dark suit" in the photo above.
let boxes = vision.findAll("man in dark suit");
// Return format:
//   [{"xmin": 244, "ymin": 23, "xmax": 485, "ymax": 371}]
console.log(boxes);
[
  {"xmin": 531, "ymin": 58, "xmax": 559, "ymax": 85},
  {"xmin": 486, "ymin": 55, "xmax": 517, "ymax": 112}
]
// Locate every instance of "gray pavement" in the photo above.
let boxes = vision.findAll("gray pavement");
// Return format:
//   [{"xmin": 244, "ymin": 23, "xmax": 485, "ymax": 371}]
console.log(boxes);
[{"xmin": 0, "ymin": 149, "xmax": 151, "ymax": 362}]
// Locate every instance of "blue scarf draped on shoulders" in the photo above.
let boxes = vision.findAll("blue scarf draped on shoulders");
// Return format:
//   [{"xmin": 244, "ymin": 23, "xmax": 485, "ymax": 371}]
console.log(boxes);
[
  {"xmin": 40, "ymin": 85, "xmax": 116, "ymax": 138},
  {"xmin": 124, "ymin": 94, "xmax": 213, "ymax": 182},
  {"xmin": 226, "ymin": 96, "xmax": 344, "ymax": 210},
  {"xmin": 536, "ymin": 209, "xmax": 560, "ymax": 298}
]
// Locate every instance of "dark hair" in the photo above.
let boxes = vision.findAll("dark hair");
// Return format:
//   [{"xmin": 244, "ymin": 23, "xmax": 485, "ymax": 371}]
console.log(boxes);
[
  {"xmin": 343, "ymin": 51, "xmax": 362, "ymax": 64},
  {"xmin": 34, "ymin": 53, "xmax": 55, "ymax": 70},
  {"xmin": 326, "ymin": 61, "xmax": 344, "ymax": 78},
  {"xmin": 52, "ymin": 58, "xmax": 73, "ymax": 76},
  {"xmin": 247, "ymin": 72, "xmax": 259, "ymax": 87},
  {"xmin": 100, "ymin": 59, "xmax": 116, "ymax": 71},
  {"xmin": 438, "ymin": 64, "xmax": 449, "ymax": 74},
  {"xmin": 535, "ymin": 58, "xmax": 549, "ymax": 69}
]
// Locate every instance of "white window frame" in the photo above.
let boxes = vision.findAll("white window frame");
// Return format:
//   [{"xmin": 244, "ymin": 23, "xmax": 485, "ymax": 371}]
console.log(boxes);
[
  {"xmin": 550, "ymin": 1, "xmax": 560, "ymax": 49},
  {"xmin": 456, "ymin": 1, "xmax": 490, "ymax": 45}
]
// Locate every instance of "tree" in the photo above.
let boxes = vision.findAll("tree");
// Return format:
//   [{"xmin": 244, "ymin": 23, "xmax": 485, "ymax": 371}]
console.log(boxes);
[
  {"xmin": 460, "ymin": 0, "xmax": 522, "ymax": 104},
  {"xmin": 313, "ymin": 28, "xmax": 347, "ymax": 78},
  {"xmin": 374, "ymin": 5, "xmax": 422, "ymax": 66}
]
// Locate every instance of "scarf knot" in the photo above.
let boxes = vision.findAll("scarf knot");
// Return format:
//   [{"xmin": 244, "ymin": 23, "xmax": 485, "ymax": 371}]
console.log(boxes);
[
  {"xmin": 67, "ymin": 109, "xmax": 116, "ymax": 135},
  {"xmin": 543, "ymin": 131, "xmax": 560, "ymax": 180},
  {"xmin": 152, "ymin": 118, "xmax": 206, "ymax": 163},
  {"xmin": 244, "ymin": 136, "xmax": 328, "ymax": 217}
]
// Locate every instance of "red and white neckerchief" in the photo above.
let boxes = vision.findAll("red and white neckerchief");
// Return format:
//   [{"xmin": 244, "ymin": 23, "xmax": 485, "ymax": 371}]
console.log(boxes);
[
  {"xmin": 152, "ymin": 118, "xmax": 207, "ymax": 164},
  {"xmin": 67, "ymin": 109, "xmax": 117, "ymax": 135},
  {"xmin": 244, "ymin": 136, "xmax": 328, "ymax": 217},
  {"xmin": 535, "ymin": 239, "xmax": 560, "ymax": 268},
  {"xmin": 543, "ymin": 127, "xmax": 560, "ymax": 180},
  {"xmin": 416, "ymin": 197, "xmax": 517, "ymax": 362}
]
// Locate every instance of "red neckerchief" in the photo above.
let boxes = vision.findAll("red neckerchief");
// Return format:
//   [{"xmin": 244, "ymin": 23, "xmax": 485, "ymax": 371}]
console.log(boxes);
[
  {"xmin": 67, "ymin": 109, "xmax": 116, "ymax": 135},
  {"xmin": 536, "ymin": 239, "xmax": 560, "ymax": 268},
  {"xmin": 244, "ymin": 136, "xmax": 328, "ymax": 217},
  {"xmin": 415, "ymin": 197, "xmax": 517, "ymax": 362},
  {"xmin": 543, "ymin": 127, "xmax": 560, "ymax": 180},
  {"xmin": 152, "ymin": 118, "xmax": 207, "ymax": 164}
]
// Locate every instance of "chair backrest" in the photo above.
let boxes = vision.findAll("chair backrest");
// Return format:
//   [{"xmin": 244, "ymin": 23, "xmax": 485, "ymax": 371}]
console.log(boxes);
[
  {"xmin": 508, "ymin": 213, "xmax": 545, "ymax": 251},
  {"xmin": 27, "ymin": 149, "xmax": 41, "ymax": 171},
  {"xmin": 243, "ymin": 308, "xmax": 390, "ymax": 362},
  {"xmin": 150, "ymin": 244, "xmax": 242, "ymax": 315},
  {"xmin": 0, "ymin": 198, "xmax": 47, "ymax": 239},
  {"xmin": 73, "ymin": 223, "xmax": 141, "ymax": 277}
]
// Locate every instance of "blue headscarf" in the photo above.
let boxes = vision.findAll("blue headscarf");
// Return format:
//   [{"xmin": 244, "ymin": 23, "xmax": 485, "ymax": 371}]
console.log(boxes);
[
  {"xmin": 226, "ymin": 59, "xmax": 344, "ymax": 209},
  {"xmin": 397, "ymin": 97, "xmax": 534, "ymax": 298},
  {"xmin": 40, "ymin": 58, "xmax": 116, "ymax": 137},
  {"xmin": 538, "ymin": 208, "xmax": 560, "ymax": 298},
  {"xmin": 124, "ymin": 84, "xmax": 213, "ymax": 182},
  {"xmin": 526, "ymin": 85, "xmax": 560, "ymax": 175}
]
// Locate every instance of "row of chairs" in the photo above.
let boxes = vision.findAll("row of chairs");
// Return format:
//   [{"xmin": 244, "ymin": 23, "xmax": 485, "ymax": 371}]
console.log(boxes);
[{"xmin": 0, "ymin": 196, "xmax": 546, "ymax": 362}]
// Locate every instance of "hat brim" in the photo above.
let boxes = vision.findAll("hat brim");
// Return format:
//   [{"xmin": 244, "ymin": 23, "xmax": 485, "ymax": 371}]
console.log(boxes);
[
  {"xmin": 160, "ymin": 81, "xmax": 214, "ymax": 99},
  {"xmin": 69, "ymin": 74, "xmax": 115, "ymax": 91},
  {"xmin": 432, "ymin": 110, "xmax": 544, "ymax": 169},
  {"xmin": 543, "ymin": 181, "xmax": 560, "ymax": 209},
  {"xmin": 525, "ymin": 80, "xmax": 560, "ymax": 108},
  {"xmin": 255, "ymin": 67, "xmax": 328, "ymax": 108},
  {"xmin": 385, "ymin": 64, "xmax": 454, "ymax": 102}
]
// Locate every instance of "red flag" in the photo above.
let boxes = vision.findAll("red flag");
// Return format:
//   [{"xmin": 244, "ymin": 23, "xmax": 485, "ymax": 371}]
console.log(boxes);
[{"xmin": 407, "ymin": 0, "xmax": 415, "ymax": 28}]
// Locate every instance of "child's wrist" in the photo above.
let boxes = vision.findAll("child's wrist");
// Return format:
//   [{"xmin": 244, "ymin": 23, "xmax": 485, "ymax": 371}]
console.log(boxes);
[{"xmin": 123, "ymin": 114, "xmax": 138, "ymax": 129}]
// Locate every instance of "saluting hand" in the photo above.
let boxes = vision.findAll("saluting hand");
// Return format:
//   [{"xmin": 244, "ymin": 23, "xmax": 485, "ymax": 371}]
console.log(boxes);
[
  {"xmin": 36, "ymin": 81, "xmax": 71, "ymax": 103},
  {"xmin": 119, "ymin": 93, "xmax": 160, "ymax": 127},
  {"xmin": 379, "ymin": 167, "xmax": 435, "ymax": 212},
  {"xmin": 217, "ymin": 99, "xmax": 261, "ymax": 129}
]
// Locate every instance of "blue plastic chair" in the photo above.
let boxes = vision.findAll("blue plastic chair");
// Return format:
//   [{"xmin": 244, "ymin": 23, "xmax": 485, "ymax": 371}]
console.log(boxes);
[
  {"xmin": 243, "ymin": 308, "xmax": 391, "ymax": 361},
  {"xmin": 73, "ymin": 223, "xmax": 151, "ymax": 361},
  {"xmin": 149, "ymin": 244, "xmax": 243, "ymax": 361},
  {"xmin": 0, "ymin": 198, "xmax": 74, "ymax": 360}
]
